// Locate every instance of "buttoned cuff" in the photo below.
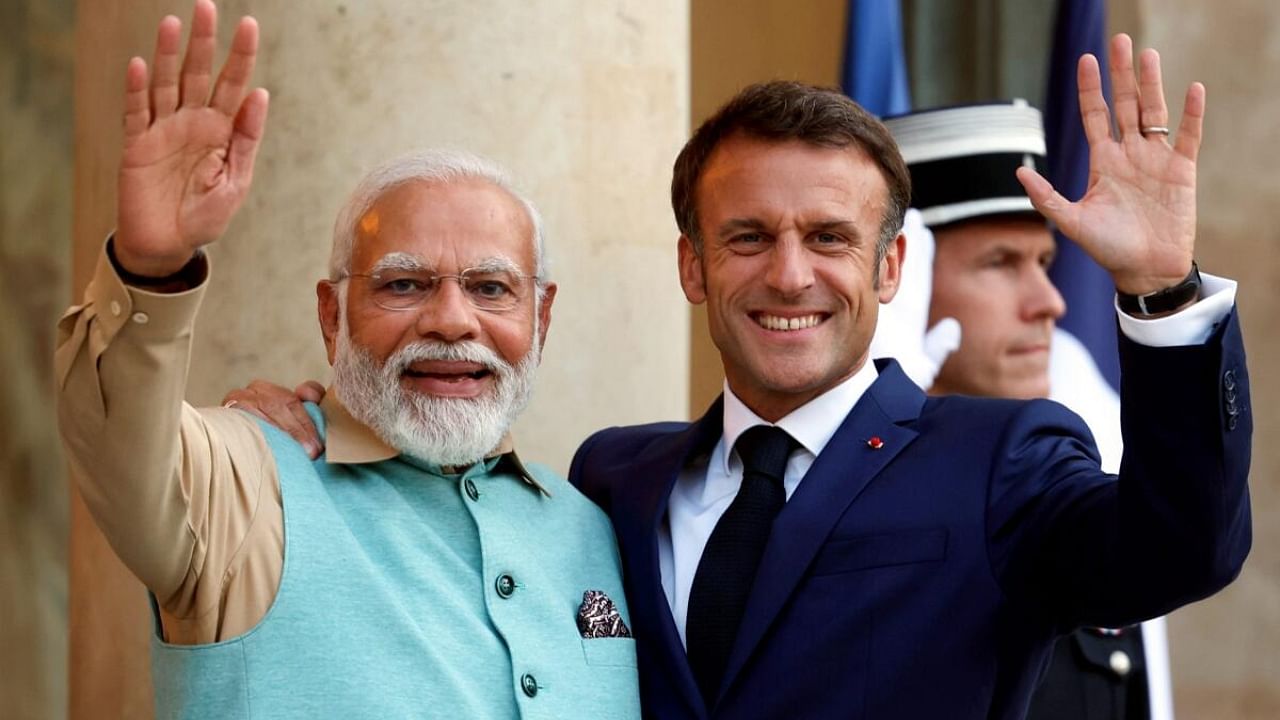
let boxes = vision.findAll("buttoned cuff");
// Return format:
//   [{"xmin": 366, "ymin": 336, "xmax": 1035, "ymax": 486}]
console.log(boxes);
[
  {"xmin": 1115, "ymin": 273, "xmax": 1236, "ymax": 347},
  {"xmin": 87, "ymin": 237, "xmax": 210, "ymax": 344}
]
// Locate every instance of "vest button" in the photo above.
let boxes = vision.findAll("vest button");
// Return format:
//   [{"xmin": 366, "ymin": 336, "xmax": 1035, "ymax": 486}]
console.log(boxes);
[
  {"xmin": 464, "ymin": 479, "xmax": 480, "ymax": 501},
  {"xmin": 495, "ymin": 574, "xmax": 517, "ymax": 598},
  {"xmin": 520, "ymin": 673, "xmax": 538, "ymax": 697}
]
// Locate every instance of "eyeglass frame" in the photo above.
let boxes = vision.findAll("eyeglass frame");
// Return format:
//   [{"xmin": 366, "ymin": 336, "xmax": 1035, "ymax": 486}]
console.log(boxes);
[{"xmin": 330, "ymin": 262, "xmax": 542, "ymax": 313}]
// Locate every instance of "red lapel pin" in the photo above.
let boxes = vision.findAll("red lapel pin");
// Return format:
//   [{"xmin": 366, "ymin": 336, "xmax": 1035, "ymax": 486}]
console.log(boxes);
[{"xmin": 866, "ymin": 436, "xmax": 884, "ymax": 450}]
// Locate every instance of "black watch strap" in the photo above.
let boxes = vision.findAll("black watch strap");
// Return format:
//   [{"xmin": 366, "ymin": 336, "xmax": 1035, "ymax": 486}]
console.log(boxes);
[{"xmin": 1116, "ymin": 262, "xmax": 1201, "ymax": 316}]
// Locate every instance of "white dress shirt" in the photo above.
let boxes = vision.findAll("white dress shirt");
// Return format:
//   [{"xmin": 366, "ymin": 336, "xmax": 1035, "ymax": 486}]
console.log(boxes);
[
  {"xmin": 659, "ymin": 360, "xmax": 879, "ymax": 646},
  {"xmin": 660, "ymin": 276, "xmax": 1237, "ymax": 653}
]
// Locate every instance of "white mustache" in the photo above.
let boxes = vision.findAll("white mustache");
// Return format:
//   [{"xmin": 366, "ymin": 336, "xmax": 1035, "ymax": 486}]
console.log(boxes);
[{"xmin": 386, "ymin": 341, "xmax": 511, "ymax": 377}]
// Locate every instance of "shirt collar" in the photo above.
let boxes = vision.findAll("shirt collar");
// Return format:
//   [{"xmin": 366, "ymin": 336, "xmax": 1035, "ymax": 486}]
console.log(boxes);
[
  {"xmin": 321, "ymin": 391, "xmax": 398, "ymax": 463},
  {"xmin": 320, "ymin": 389, "xmax": 549, "ymax": 496},
  {"xmin": 720, "ymin": 360, "xmax": 879, "ymax": 475}
]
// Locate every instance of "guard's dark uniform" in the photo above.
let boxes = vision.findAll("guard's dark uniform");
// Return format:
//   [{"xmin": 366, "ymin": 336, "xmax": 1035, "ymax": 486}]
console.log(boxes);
[{"xmin": 1027, "ymin": 627, "xmax": 1150, "ymax": 720}]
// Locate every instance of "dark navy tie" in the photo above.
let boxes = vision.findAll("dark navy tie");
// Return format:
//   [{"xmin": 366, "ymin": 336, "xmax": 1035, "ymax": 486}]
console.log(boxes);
[{"xmin": 686, "ymin": 425, "xmax": 797, "ymax": 708}]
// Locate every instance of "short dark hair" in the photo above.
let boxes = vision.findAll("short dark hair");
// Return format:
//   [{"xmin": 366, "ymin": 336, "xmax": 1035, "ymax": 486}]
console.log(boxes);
[{"xmin": 672, "ymin": 81, "xmax": 911, "ymax": 263}]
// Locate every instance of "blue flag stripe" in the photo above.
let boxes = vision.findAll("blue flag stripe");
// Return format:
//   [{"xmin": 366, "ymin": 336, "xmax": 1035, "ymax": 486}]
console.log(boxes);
[
  {"xmin": 842, "ymin": 0, "xmax": 911, "ymax": 117},
  {"xmin": 1044, "ymin": 0, "xmax": 1120, "ymax": 390}
]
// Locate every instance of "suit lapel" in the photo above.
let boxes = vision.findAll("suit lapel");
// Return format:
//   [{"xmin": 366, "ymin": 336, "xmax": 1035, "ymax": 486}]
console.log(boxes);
[
  {"xmin": 718, "ymin": 361, "xmax": 926, "ymax": 700},
  {"xmin": 615, "ymin": 398, "xmax": 724, "ymax": 719}
]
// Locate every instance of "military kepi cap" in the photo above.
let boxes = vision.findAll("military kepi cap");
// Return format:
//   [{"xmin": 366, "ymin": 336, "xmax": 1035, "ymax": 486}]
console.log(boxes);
[{"xmin": 883, "ymin": 100, "xmax": 1047, "ymax": 228}]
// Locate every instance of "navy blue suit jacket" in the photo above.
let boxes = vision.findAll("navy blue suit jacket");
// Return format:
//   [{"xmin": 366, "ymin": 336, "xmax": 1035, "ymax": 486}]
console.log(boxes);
[{"xmin": 570, "ymin": 312, "xmax": 1251, "ymax": 719}]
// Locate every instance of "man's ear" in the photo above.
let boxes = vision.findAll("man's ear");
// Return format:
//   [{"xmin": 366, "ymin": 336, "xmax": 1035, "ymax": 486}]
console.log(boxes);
[
  {"xmin": 877, "ymin": 231, "xmax": 906, "ymax": 303},
  {"xmin": 535, "ymin": 282, "xmax": 557, "ymax": 354},
  {"xmin": 677, "ymin": 234, "xmax": 707, "ymax": 304},
  {"xmin": 317, "ymin": 280, "xmax": 341, "ymax": 365}
]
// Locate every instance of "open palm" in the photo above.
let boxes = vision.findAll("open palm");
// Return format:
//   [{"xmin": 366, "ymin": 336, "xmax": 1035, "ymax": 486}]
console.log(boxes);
[
  {"xmin": 1017, "ymin": 34, "xmax": 1203, "ymax": 297},
  {"xmin": 115, "ymin": 0, "xmax": 268, "ymax": 277}
]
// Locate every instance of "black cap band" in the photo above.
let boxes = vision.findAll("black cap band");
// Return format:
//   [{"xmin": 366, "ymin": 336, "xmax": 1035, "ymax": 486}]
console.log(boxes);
[{"xmin": 884, "ymin": 101, "xmax": 1047, "ymax": 228}]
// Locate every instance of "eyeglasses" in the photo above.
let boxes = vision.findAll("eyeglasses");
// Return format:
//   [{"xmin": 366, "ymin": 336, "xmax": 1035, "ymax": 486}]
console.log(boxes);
[{"xmin": 335, "ymin": 267, "xmax": 537, "ymax": 312}]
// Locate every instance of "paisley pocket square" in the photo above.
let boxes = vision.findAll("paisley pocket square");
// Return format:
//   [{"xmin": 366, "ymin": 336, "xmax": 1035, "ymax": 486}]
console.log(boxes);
[{"xmin": 577, "ymin": 590, "xmax": 632, "ymax": 638}]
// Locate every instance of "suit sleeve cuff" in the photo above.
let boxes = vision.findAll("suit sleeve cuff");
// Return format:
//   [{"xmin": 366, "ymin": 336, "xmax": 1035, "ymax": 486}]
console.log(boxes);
[{"xmin": 1114, "ymin": 273, "xmax": 1237, "ymax": 347}]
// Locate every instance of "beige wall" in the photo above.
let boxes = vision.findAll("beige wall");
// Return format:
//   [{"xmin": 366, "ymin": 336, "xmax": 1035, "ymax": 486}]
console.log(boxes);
[
  {"xmin": 68, "ymin": 1, "xmax": 690, "ymax": 716},
  {"xmin": 1132, "ymin": 2, "xmax": 1280, "ymax": 716}
]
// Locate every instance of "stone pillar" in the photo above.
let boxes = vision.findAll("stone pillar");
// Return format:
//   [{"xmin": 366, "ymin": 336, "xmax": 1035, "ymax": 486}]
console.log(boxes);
[
  {"xmin": 71, "ymin": 1, "xmax": 689, "ymax": 716},
  {"xmin": 1, "ymin": 2, "xmax": 74, "ymax": 718}
]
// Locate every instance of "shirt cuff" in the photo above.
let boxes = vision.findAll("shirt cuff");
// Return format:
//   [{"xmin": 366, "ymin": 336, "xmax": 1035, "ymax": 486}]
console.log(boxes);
[
  {"xmin": 1115, "ymin": 273, "xmax": 1236, "ymax": 347},
  {"xmin": 86, "ymin": 237, "xmax": 210, "ymax": 345}
]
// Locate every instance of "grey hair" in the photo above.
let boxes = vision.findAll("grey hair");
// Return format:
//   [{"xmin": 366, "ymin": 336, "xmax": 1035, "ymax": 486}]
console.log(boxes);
[{"xmin": 329, "ymin": 149, "xmax": 549, "ymax": 293}]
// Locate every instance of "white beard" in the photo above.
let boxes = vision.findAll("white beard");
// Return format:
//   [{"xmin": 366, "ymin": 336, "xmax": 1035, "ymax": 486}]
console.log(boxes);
[{"xmin": 331, "ymin": 328, "xmax": 540, "ymax": 467}]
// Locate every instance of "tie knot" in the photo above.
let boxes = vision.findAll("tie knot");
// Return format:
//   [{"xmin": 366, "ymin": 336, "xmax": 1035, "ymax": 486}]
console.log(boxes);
[{"xmin": 735, "ymin": 425, "xmax": 796, "ymax": 482}]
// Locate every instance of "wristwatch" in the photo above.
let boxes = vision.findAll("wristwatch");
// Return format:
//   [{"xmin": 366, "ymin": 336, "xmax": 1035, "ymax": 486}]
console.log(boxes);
[{"xmin": 1116, "ymin": 262, "xmax": 1201, "ymax": 316}]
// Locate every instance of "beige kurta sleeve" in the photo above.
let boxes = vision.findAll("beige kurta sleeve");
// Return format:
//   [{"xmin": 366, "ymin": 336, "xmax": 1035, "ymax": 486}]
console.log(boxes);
[{"xmin": 55, "ymin": 244, "xmax": 283, "ymax": 644}]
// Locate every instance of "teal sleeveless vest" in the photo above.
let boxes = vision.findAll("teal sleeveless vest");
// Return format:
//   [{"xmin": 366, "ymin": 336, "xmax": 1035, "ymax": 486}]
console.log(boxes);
[{"xmin": 150, "ymin": 406, "xmax": 640, "ymax": 719}]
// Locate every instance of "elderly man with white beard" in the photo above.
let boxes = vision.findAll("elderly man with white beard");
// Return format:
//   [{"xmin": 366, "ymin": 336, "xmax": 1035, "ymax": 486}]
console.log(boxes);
[{"xmin": 54, "ymin": 3, "xmax": 640, "ymax": 719}]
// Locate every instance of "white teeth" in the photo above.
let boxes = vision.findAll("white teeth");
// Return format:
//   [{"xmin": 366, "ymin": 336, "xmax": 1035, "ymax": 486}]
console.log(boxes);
[{"xmin": 755, "ymin": 314, "xmax": 822, "ymax": 331}]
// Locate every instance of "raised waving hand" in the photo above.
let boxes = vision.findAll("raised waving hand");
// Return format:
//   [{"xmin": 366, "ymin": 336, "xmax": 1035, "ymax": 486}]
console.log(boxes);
[
  {"xmin": 1017, "ymin": 33, "xmax": 1202, "ymax": 298},
  {"xmin": 115, "ymin": 0, "xmax": 269, "ymax": 277}
]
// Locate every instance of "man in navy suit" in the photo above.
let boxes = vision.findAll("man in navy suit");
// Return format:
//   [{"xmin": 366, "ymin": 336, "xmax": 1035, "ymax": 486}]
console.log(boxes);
[{"xmin": 569, "ymin": 35, "xmax": 1250, "ymax": 719}]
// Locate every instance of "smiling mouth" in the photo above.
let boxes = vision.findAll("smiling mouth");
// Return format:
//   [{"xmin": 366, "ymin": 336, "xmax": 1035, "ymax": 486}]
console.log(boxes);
[
  {"xmin": 403, "ymin": 361, "xmax": 493, "ymax": 382},
  {"xmin": 752, "ymin": 312, "xmax": 826, "ymax": 332},
  {"xmin": 404, "ymin": 369, "xmax": 491, "ymax": 381}
]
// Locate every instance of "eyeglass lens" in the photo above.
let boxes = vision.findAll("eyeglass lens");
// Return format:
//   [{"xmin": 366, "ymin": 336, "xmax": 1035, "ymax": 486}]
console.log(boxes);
[{"xmin": 360, "ymin": 269, "xmax": 528, "ymax": 311}]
